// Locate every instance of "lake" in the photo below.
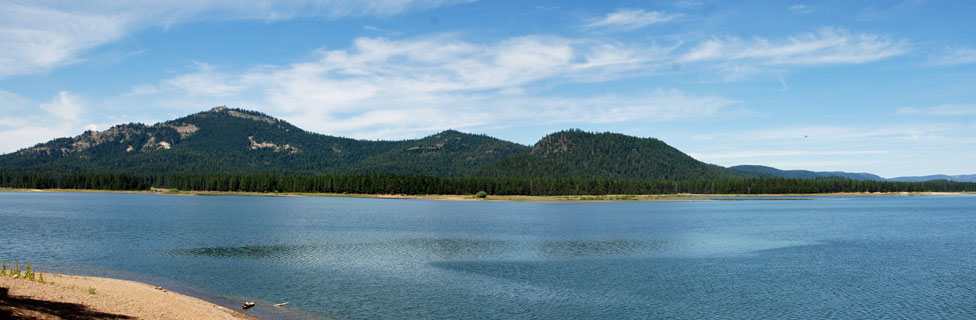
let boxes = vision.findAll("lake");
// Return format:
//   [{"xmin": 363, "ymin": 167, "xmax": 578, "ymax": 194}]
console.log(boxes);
[{"xmin": 1, "ymin": 192, "xmax": 975, "ymax": 319}]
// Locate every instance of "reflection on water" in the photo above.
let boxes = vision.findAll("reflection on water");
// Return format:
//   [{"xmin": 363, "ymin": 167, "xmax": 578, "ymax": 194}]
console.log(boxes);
[
  {"xmin": 162, "ymin": 238, "xmax": 665, "ymax": 262},
  {"xmin": 369, "ymin": 238, "xmax": 513, "ymax": 260},
  {"xmin": 163, "ymin": 244, "xmax": 323, "ymax": 259},
  {"xmin": 2, "ymin": 192, "xmax": 976, "ymax": 319},
  {"xmin": 538, "ymin": 239, "xmax": 664, "ymax": 258}
]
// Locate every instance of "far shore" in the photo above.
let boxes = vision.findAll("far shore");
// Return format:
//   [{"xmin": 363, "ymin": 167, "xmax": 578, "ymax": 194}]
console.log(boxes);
[
  {"xmin": 2, "ymin": 187, "xmax": 971, "ymax": 202},
  {"xmin": 0, "ymin": 271, "xmax": 257, "ymax": 320}
]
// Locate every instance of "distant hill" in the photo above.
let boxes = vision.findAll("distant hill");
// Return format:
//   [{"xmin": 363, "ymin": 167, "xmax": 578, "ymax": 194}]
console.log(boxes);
[
  {"xmin": 0, "ymin": 107, "xmax": 739, "ymax": 180},
  {"xmin": 471, "ymin": 130, "xmax": 741, "ymax": 180},
  {"xmin": 730, "ymin": 165, "xmax": 885, "ymax": 181},
  {"xmin": 888, "ymin": 174, "xmax": 976, "ymax": 183}
]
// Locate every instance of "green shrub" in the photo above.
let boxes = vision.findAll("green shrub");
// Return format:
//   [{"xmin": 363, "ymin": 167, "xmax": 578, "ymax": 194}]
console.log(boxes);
[{"xmin": 475, "ymin": 191, "xmax": 487, "ymax": 199}]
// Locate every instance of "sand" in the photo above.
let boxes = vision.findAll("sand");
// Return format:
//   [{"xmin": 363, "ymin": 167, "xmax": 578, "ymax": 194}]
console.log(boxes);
[{"xmin": 0, "ymin": 272, "xmax": 257, "ymax": 320}]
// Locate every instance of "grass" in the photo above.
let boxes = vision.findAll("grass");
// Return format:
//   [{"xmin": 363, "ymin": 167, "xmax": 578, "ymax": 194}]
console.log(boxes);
[
  {"xmin": 2, "ymin": 259, "xmax": 46, "ymax": 283},
  {"xmin": 88, "ymin": 287, "xmax": 96, "ymax": 295},
  {"xmin": 163, "ymin": 188, "xmax": 185, "ymax": 194}
]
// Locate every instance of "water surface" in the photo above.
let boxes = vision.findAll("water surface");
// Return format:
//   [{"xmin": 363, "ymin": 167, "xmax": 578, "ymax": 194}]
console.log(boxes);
[{"xmin": 1, "ymin": 192, "xmax": 974, "ymax": 319}]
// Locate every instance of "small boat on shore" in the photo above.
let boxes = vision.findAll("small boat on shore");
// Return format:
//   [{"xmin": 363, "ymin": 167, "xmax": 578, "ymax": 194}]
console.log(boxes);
[{"xmin": 242, "ymin": 301, "xmax": 255, "ymax": 309}]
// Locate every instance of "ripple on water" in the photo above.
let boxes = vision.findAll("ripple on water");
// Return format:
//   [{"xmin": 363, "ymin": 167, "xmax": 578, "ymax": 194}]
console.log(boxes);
[
  {"xmin": 160, "ymin": 244, "xmax": 322, "ymax": 259},
  {"xmin": 160, "ymin": 238, "xmax": 666, "ymax": 263},
  {"xmin": 537, "ymin": 239, "xmax": 665, "ymax": 259}
]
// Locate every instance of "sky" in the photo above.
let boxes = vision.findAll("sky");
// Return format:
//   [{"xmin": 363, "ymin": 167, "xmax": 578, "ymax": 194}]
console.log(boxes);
[{"xmin": 1, "ymin": 0, "xmax": 975, "ymax": 178}]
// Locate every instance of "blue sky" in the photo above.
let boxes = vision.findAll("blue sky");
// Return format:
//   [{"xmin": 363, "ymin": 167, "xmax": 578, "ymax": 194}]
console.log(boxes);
[{"xmin": 1, "ymin": 0, "xmax": 975, "ymax": 178}]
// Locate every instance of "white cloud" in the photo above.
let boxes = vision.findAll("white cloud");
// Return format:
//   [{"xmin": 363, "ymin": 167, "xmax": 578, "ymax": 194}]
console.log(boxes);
[
  {"xmin": 162, "ymin": 62, "xmax": 247, "ymax": 97},
  {"xmin": 0, "ymin": 125, "xmax": 78, "ymax": 153},
  {"xmin": 925, "ymin": 46, "xmax": 976, "ymax": 66},
  {"xmin": 0, "ymin": 0, "xmax": 471, "ymax": 77},
  {"xmin": 3, "ymin": 22, "xmax": 916, "ymax": 151},
  {"xmin": 585, "ymin": 8, "xmax": 682, "ymax": 30},
  {"xmin": 898, "ymin": 104, "xmax": 976, "ymax": 116},
  {"xmin": 789, "ymin": 4, "xmax": 814, "ymax": 14},
  {"xmin": 523, "ymin": 90, "xmax": 738, "ymax": 125},
  {"xmin": 0, "ymin": 91, "xmax": 91, "ymax": 153},
  {"xmin": 678, "ymin": 27, "xmax": 909, "ymax": 65},
  {"xmin": 363, "ymin": 25, "xmax": 402, "ymax": 36},
  {"xmin": 103, "ymin": 26, "xmax": 916, "ymax": 142},
  {"xmin": 0, "ymin": 90, "xmax": 34, "ymax": 113},
  {"xmin": 0, "ymin": 3, "xmax": 132, "ymax": 77},
  {"xmin": 39, "ymin": 91, "xmax": 86, "ymax": 122},
  {"xmin": 115, "ymin": 34, "xmax": 731, "ymax": 141}
]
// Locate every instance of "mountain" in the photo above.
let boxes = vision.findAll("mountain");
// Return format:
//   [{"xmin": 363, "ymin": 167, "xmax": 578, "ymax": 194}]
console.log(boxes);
[
  {"xmin": 730, "ymin": 165, "xmax": 885, "ymax": 181},
  {"xmin": 732, "ymin": 165, "xmax": 976, "ymax": 182},
  {"xmin": 4, "ymin": 107, "xmax": 973, "ymax": 184},
  {"xmin": 471, "ymin": 129, "xmax": 741, "ymax": 180},
  {"xmin": 888, "ymin": 174, "xmax": 976, "ymax": 183},
  {"xmin": 0, "ymin": 107, "xmax": 528, "ymax": 176},
  {"xmin": 0, "ymin": 107, "xmax": 741, "ymax": 180}
]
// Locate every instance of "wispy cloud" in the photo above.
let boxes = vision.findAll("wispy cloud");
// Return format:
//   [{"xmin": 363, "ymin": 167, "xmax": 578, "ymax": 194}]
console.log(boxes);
[
  {"xmin": 0, "ymin": 3, "xmax": 132, "ymax": 77},
  {"xmin": 857, "ymin": 0, "xmax": 925, "ymax": 21},
  {"xmin": 728, "ymin": 125, "xmax": 945, "ymax": 142},
  {"xmin": 0, "ymin": 91, "xmax": 96, "ymax": 153},
  {"xmin": 115, "ymin": 34, "xmax": 732, "ymax": 141},
  {"xmin": 898, "ymin": 104, "xmax": 976, "ymax": 116},
  {"xmin": 0, "ymin": 0, "xmax": 471, "ymax": 78},
  {"xmin": 363, "ymin": 25, "xmax": 402, "ymax": 36},
  {"xmin": 162, "ymin": 62, "xmax": 248, "ymax": 97},
  {"xmin": 925, "ymin": 46, "xmax": 976, "ymax": 66},
  {"xmin": 68, "ymin": 26, "xmax": 914, "ymax": 144},
  {"xmin": 39, "ymin": 91, "xmax": 86, "ymax": 122},
  {"xmin": 679, "ymin": 27, "xmax": 910, "ymax": 65},
  {"xmin": 585, "ymin": 8, "xmax": 682, "ymax": 30},
  {"xmin": 682, "ymin": 122, "xmax": 976, "ymax": 176},
  {"xmin": 789, "ymin": 4, "xmax": 815, "ymax": 14},
  {"xmin": 690, "ymin": 149, "xmax": 888, "ymax": 161}
]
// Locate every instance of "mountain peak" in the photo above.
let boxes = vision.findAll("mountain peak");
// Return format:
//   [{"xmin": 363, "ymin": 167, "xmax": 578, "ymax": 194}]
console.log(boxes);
[
  {"xmin": 531, "ymin": 129, "xmax": 660, "ymax": 156},
  {"xmin": 470, "ymin": 129, "xmax": 737, "ymax": 180},
  {"xmin": 202, "ymin": 106, "xmax": 279, "ymax": 125}
]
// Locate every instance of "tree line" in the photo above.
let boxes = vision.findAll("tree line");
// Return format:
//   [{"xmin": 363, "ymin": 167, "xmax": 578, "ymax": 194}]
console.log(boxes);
[{"xmin": 2, "ymin": 170, "xmax": 975, "ymax": 195}]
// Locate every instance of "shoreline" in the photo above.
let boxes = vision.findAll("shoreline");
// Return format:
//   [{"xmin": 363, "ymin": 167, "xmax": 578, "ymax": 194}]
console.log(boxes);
[
  {"xmin": 0, "ymin": 271, "xmax": 258, "ymax": 320},
  {"xmin": 2, "ymin": 187, "xmax": 972, "ymax": 202}
]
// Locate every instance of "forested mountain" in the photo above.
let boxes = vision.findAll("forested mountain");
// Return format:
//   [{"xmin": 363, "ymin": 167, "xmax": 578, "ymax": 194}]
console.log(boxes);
[
  {"xmin": 0, "ymin": 107, "xmax": 528, "ymax": 176},
  {"xmin": 8, "ymin": 107, "xmax": 966, "ymax": 183},
  {"xmin": 732, "ymin": 165, "xmax": 976, "ymax": 183},
  {"xmin": 0, "ymin": 107, "xmax": 740, "ymax": 180},
  {"xmin": 472, "ymin": 130, "xmax": 741, "ymax": 179},
  {"xmin": 730, "ymin": 165, "xmax": 885, "ymax": 181},
  {"xmin": 888, "ymin": 174, "xmax": 976, "ymax": 183}
]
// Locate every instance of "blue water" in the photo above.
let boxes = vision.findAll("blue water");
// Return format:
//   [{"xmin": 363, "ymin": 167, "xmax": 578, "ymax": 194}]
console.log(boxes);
[{"xmin": 1, "ymin": 192, "xmax": 975, "ymax": 319}]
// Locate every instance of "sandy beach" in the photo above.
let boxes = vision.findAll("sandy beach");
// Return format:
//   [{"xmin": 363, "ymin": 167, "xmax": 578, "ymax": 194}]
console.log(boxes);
[{"xmin": 0, "ymin": 272, "xmax": 257, "ymax": 320}]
